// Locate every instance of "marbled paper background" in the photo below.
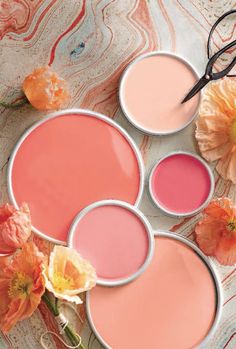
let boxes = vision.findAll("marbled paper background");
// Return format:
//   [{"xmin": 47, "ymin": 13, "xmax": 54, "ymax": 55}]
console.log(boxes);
[{"xmin": 0, "ymin": 1, "xmax": 236, "ymax": 348}]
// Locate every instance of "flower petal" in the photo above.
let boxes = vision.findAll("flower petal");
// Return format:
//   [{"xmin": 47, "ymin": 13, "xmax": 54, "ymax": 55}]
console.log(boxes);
[
  {"xmin": 194, "ymin": 197, "xmax": 236, "ymax": 266},
  {"xmin": 195, "ymin": 217, "xmax": 223, "ymax": 255},
  {"xmin": 0, "ymin": 242, "xmax": 45, "ymax": 333},
  {"xmin": 0, "ymin": 204, "xmax": 15, "ymax": 224},
  {"xmin": 195, "ymin": 78, "xmax": 236, "ymax": 183},
  {"xmin": 0, "ymin": 203, "xmax": 31, "ymax": 254},
  {"xmin": 215, "ymin": 235, "xmax": 236, "ymax": 266},
  {"xmin": 11, "ymin": 242, "xmax": 45, "ymax": 277},
  {"xmin": 23, "ymin": 66, "xmax": 70, "ymax": 111},
  {"xmin": 216, "ymin": 147, "xmax": 236, "ymax": 184},
  {"xmin": 0, "ymin": 297, "xmax": 30, "ymax": 333},
  {"xmin": 203, "ymin": 78, "xmax": 236, "ymax": 117},
  {"xmin": 45, "ymin": 246, "xmax": 96, "ymax": 302},
  {"xmin": 204, "ymin": 198, "xmax": 233, "ymax": 220}
]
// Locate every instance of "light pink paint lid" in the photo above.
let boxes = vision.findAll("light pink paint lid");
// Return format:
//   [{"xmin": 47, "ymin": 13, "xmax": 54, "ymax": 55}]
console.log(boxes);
[
  {"xmin": 87, "ymin": 232, "xmax": 222, "ymax": 349},
  {"xmin": 68, "ymin": 200, "xmax": 154, "ymax": 286},
  {"xmin": 149, "ymin": 152, "xmax": 214, "ymax": 217},
  {"xmin": 119, "ymin": 52, "xmax": 200, "ymax": 135}
]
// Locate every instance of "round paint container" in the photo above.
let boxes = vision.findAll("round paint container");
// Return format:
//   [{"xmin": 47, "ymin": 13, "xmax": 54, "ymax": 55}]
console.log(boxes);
[
  {"xmin": 119, "ymin": 51, "xmax": 200, "ymax": 135},
  {"xmin": 7, "ymin": 109, "xmax": 144, "ymax": 245},
  {"xmin": 68, "ymin": 200, "xmax": 154, "ymax": 287},
  {"xmin": 87, "ymin": 231, "xmax": 222, "ymax": 349},
  {"xmin": 149, "ymin": 151, "xmax": 214, "ymax": 217}
]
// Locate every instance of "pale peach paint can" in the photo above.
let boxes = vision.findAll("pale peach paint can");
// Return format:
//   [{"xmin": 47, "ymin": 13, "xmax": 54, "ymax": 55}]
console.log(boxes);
[
  {"xmin": 119, "ymin": 52, "xmax": 200, "ymax": 135},
  {"xmin": 87, "ymin": 232, "xmax": 222, "ymax": 349}
]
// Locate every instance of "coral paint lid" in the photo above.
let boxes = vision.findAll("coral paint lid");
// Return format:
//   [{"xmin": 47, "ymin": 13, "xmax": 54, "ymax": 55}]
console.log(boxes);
[{"xmin": 8, "ymin": 109, "xmax": 144, "ymax": 245}]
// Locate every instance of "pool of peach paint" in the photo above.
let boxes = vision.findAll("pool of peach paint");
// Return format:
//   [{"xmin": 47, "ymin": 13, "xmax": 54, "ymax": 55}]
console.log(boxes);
[
  {"xmin": 88, "ymin": 235, "xmax": 216, "ymax": 349},
  {"xmin": 71, "ymin": 205, "xmax": 150, "ymax": 281},
  {"xmin": 10, "ymin": 113, "xmax": 141, "ymax": 243},
  {"xmin": 151, "ymin": 153, "xmax": 211, "ymax": 214},
  {"xmin": 121, "ymin": 54, "xmax": 200, "ymax": 133}
]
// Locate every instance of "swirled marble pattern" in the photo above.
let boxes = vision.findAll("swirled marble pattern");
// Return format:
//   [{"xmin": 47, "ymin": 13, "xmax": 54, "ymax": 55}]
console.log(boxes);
[{"xmin": 0, "ymin": 1, "xmax": 236, "ymax": 348}]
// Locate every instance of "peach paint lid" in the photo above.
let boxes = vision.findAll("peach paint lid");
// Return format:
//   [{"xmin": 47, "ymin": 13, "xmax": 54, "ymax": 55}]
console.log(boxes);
[
  {"xmin": 68, "ymin": 200, "xmax": 154, "ymax": 286},
  {"xmin": 149, "ymin": 151, "xmax": 215, "ymax": 217},
  {"xmin": 7, "ymin": 109, "xmax": 144, "ymax": 245},
  {"xmin": 87, "ymin": 232, "xmax": 222, "ymax": 349},
  {"xmin": 119, "ymin": 52, "xmax": 200, "ymax": 135}
]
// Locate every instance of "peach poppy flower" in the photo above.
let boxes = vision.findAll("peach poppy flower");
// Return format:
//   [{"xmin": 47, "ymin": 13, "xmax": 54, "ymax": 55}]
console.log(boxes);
[
  {"xmin": 195, "ymin": 198, "xmax": 236, "ymax": 265},
  {"xmin": 44, "ymin": 246, "xmax": 96, "ymax": 304},
  {"xmin": 0, "ymin": 242, "xmax": 45, "ymax": 333},
  {"xmin": 0, "ymin": 203, "xmax": 31, "ymax": 255},
  {"xmin": 196, "ymin": 77, "xmax": 236, "ymax": 183},
  {"xmin": 23, "ymin": 66, "xmax": 70, "ymax": 111}
]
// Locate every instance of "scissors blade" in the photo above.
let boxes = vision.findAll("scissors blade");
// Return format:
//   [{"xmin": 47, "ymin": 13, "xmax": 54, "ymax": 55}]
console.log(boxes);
[{"xmin": 181, "ymin": 76, "xmax": 209, "ymax": 104}]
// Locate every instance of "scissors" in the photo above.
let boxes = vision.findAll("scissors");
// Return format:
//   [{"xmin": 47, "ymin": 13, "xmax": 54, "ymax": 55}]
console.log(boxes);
[{"xmin": 182, "ymin": 9, "xmax": 236, "ymax": 104}]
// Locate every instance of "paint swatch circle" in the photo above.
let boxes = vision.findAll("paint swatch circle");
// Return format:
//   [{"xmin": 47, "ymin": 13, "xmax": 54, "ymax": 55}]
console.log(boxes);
[
  {"xmin": 119, "ymin": 52, "xmax": 200, "ymax": 135},
  {"xmin": 149, "ymin": 152, "xmax": 214, "ymax": 216},
  {"xmin": 8, "ymin": 110, "xmax": 144, "ymax": 244},
  {"xmin": 68, "ymin": 200, "xmax": 154, "ymax": 286},
  {"xmin": 87, "ymin": 232, "xmax": 221, "ymax": 349}
]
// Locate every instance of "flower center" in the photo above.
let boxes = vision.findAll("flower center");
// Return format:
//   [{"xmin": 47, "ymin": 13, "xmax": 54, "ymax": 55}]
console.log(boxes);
[
  {"xmin": 8, "ymin": 272, "xmax": 32, "ymax": 298},
  {"xmin": 227, "ymin": 218, "xmax": 236, "ymax": 232},
  {"xmin": 231, "ymin": 119, "xmax": 236, "ymax": 143},
  {"xmin": 53, "ymin": 272, "xmax": 74, "ymax": 292}
]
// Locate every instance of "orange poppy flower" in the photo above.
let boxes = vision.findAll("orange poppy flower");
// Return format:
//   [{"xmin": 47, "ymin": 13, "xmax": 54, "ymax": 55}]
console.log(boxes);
[
  {"xmin": 195, "ymin": 198, "xmax": 236, "ymax": 265},
  {"xmin": 23, "ymin": 66, "xmax": 70, "ymax": 111},
  {"xmin": 0, "ymin": 242, "xmax": 45, "ymax": 333},
  {"xmin": 196, "ymin": 77, "xmax": 236, "ymax": 183},
  {"xmin": 0, "ymin": 203, "xmax": 31, "ymax": 255},
  {"xmin": 44, "ymin": 246, "xmax": 96, "ymax": 304}
]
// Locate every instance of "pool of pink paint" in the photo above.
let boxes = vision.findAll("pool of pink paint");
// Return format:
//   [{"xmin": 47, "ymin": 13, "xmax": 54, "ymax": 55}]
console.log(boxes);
[
  {"xmin": 70, "ymin": 204, "xmax": 150, "ymax": 282},
  {"xmin": 150, "ymin": 153, "xmax": 212, "ymax": 214},
  {"xmin": 9, "ymin": 112, "xmax": 142, "ymax": 243},
  {"xmin": 88, "ymin": 234, "xmax": 217, "ymax": 349}
]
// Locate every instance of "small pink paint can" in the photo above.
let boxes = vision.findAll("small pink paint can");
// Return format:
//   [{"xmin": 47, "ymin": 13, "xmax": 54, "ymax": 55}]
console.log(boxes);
[
  {"xmin": 149, "ymin": 151, "xmax": 214, "ymax": 217},
  {"xmin": 119, "ymin": 51, "xmax": 201, "ymax": 136},
  {"xmin": 68, "ymin": 200, "xmax": 154, "ymax": 287}
]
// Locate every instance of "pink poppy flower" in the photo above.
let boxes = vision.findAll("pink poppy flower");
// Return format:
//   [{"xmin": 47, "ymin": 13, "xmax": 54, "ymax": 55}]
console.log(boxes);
[
  {"xmin": 0, "ymin": 203, "xmax": 31, "ymax": 255},
  {"xmin": 196, "ymin": 77, "xmax": 236, "ymax": 183},
  {"xmin": 195, "ymin": 198, "xmax": 236, "ymax": 265}
]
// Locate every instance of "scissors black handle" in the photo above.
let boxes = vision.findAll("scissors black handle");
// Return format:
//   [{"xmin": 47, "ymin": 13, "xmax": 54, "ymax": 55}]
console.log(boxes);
[
  {"xmin": 207, "ymin": 9, "xmax": 236, "ymax": 78},
  {"xmin": 182, "ymin": 40, "xmax": 236, "ymax": 103},
  {"xmin": 182, "ymin": 10, "xmax": 236, "ymax": 104},
  {"xmin": 206, "ymin": 39, "xmax": 236, "ymax": 80}
]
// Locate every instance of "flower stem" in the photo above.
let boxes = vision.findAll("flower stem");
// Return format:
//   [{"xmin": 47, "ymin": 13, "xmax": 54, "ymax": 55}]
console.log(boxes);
[
  {"xmin": 42, "ymin": 293, "xmax": 85, "ymax": 348},
  {"xmin": 64, "ymin": 323, "xmax": 86, "ymax": 349},
  {"xmin": 0, "ymin": 98, "xmax": 29, "ymax": 109},
  {"xmin": 42, "ymin": 293, "xmax": 58, "ymax": 315}
]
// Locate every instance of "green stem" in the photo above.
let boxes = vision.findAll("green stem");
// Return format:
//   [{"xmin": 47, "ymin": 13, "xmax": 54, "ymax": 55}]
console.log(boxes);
[
  {"xmin": 64, "ymin": 323, "xmax": 86, "ymax": 349},
  {"xmin": 54, "ymin": 297, "xmax": 59, "ymax": 315},
  {"xmin": 42, "ymin": 293, "xmax": 85, "ymax": 348},
  {"xmin": 42, "ymin": 293, "xmax": 58, "ymax": 316},
  {"xmin": 0, "ymin": 98, "xmax": 29, "ymax": 109}
]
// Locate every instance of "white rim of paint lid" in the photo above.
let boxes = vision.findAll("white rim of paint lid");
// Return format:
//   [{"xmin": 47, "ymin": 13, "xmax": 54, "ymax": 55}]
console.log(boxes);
[
  {"xmin": 119, "ymin": 51, "xmax": 201, "ymax": 136},
  {"xmin": 7, "ymin": 108, "xmax": 145, "ymax": 245},
  {"xmin": 86, "ymin": 231, "xmax": 223, "ymax": 349},
  {"xmin": 149, "ymin": 151, "xmax": 215, "ymax": 218},
  {"xmin": 68, "ymin": 199, "xmax": 155, "ymax": 287}
]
